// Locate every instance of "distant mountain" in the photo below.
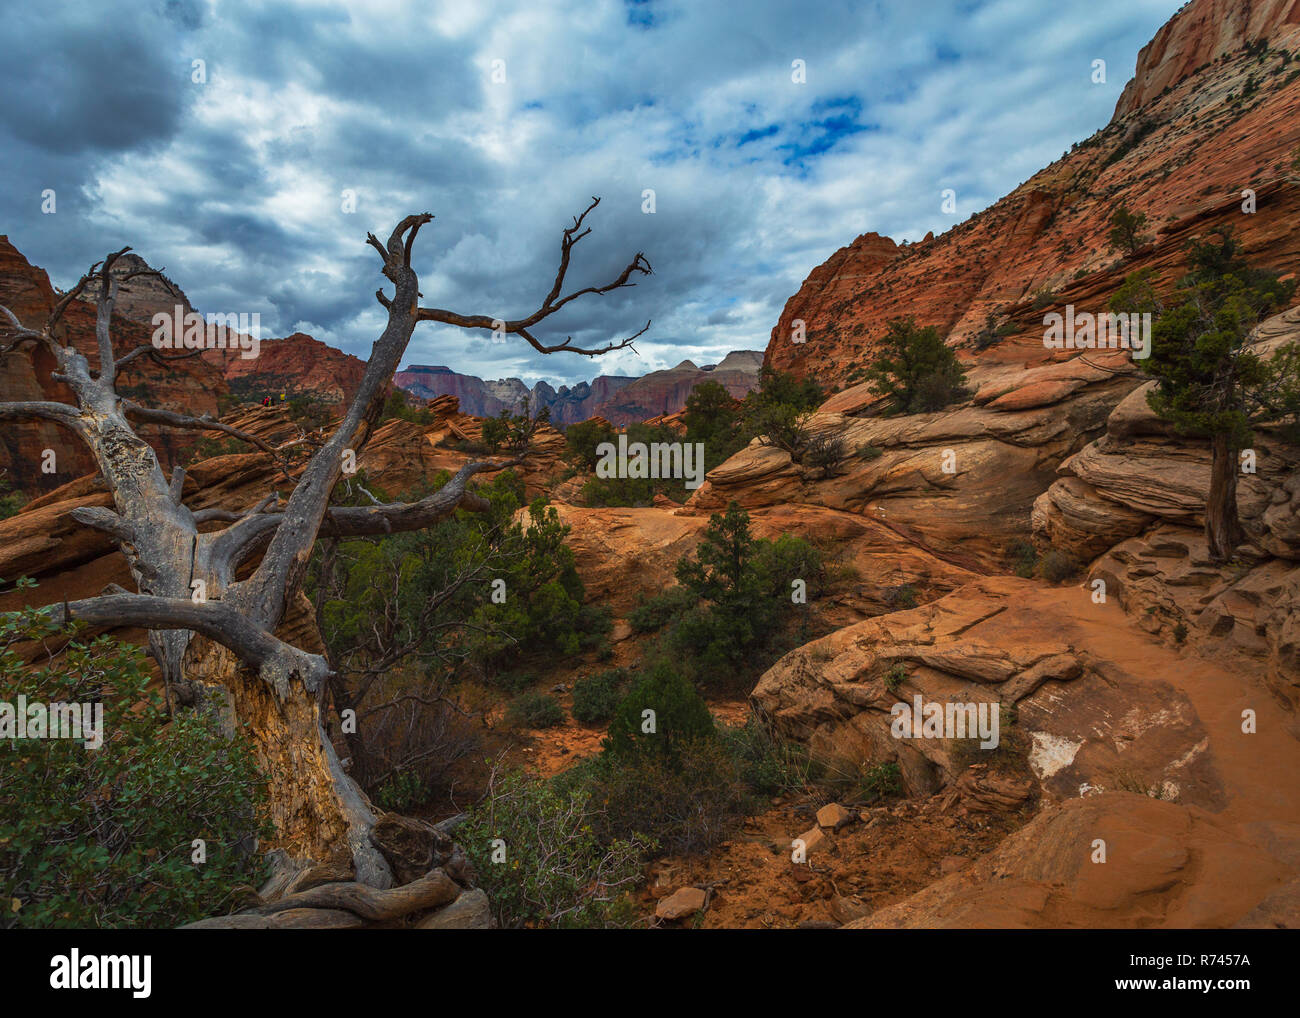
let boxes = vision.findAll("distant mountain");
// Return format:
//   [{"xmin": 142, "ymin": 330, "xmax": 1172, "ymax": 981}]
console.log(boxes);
[{"xmin": 395, "ymin": 350, "xmax": 764, "ymax": 427}]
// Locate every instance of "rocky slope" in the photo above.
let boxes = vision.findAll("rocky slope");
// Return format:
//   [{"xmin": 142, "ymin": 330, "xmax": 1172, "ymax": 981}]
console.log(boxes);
[
  {"xmin": 204, "ymin": 332, "xmax": 368, "ymax": 405},
  {"xmin": 766, "ymin": 0, "xmax": 1300, "ymax": 393}
]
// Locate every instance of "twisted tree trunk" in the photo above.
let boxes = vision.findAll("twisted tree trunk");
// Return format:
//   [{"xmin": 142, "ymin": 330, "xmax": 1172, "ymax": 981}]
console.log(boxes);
[
  {"xmin": 1, "ymin": 203, "xmax": 650, "ymax": 890},
  {"xmin": 1206, "ymin": 433, "xmax": 1244, "ymax": 562}
]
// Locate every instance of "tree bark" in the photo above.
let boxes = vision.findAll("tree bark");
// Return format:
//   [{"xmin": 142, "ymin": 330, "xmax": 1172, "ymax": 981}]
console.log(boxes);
[{"xmin": 1206, "ymin": 432, "xmax": 1244, "ymax": 562}]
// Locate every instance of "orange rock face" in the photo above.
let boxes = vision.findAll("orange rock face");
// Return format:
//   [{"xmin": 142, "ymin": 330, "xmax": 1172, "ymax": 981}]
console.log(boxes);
[
  {"xmin": 204, "ymin": 332, "xmax": 368, "ymax": 405},
  {"xmin": 765, "ymin": 0, "xmax": 1300, "ymax": 394},
  {"xmin": 0, "ymin": 237, "xmax": 229, "ymax": 494}
]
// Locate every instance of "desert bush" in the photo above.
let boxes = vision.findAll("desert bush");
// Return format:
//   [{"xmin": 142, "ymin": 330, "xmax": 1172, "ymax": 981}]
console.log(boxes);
[
  {"xmin": 565, "ymin": 418, "xmax": 617, "ymax": 470},
  {"xmin": 571, "ymin": 669, "xmax": 628, "ymax": 724},
  {"xmin": 628, "ymin": 585, "xmax": 696, "ymax": 633},
  {"xmin": 505, "ymin": 691, "xmax": 565, "ymax": 729},
  {"xmin": 603, "ymin": 661, "xmax": 715, "ymax": 759},
  {"xmin": 0, "ymin": 602, "xmax": 269, "ymax": 928},
  {"xmin": 802, "ymin": 431, "xmax": 848, "ymax": 478},
  {"xmin": 866, "ymin": 317, "xmax": 969, "ymax": 415},
  {"xmin": 573, "ymin": 736, "xmax": 752, "ymax": 856},
  {"xmin": 1037, "ymin": 549, "xmax": 1078, "ymax": 583},
  {"xmin": 461, "ymin": 773, "xmax": 651, "ymax": 928}
]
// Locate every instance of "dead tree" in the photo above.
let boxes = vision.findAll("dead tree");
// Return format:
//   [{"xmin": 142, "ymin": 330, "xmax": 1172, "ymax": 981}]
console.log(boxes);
[{"xmin": 0, "ymin": 199, "xmax": 650, "ymax": 888}]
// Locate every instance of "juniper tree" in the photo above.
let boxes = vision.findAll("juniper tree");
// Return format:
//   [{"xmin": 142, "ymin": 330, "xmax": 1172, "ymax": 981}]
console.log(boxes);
[{"xmin": 1110, "ymin": 227, "xmax": 1298, "ymax": 561}]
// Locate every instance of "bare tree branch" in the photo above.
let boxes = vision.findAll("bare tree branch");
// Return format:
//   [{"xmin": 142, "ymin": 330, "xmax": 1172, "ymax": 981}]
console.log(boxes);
[
  {"xmin": 416, "ymin": 197, "xmax": 652, "ymax": 356},
  {"xmin": 120, "ymin": 399, "xmax": 291, "ymax": 478}
]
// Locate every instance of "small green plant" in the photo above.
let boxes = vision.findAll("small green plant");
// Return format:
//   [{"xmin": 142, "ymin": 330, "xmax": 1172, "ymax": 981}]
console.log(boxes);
[
  {"xmin": 461, "ymin": 773, "xmax": 650, "ymax": 929},
  {"xmin": 1, "ymin": 602, "xmax": 270, "ymax": 928},
  {"xmin": 885, "ymin": 584, "xmax": 919, "ymax": 610},
  {"xmin": 505, "ymin": 691, "xmax": 565, "ymax": 729},
  {"xmin": 571, "ymin": 669, "xmax": 627, "ymax": 724},
  {"xmin": 1172, "ymin": 622, "xmax": 1188, "ymax": 644},
  {"xmin": 1038, "ymin": 550, "xmax": 1078, "ymax": 583},
  {"xmin": 883, "ymin": 662, "xmax": 907, "ymax": 694},
  {"xmin": 855, "ymin": 443, "xmax": 884, "ymax": 461},
  {"xmin": 1009, "ymin": 539, "xmax": 1039, "ymax": 578}
]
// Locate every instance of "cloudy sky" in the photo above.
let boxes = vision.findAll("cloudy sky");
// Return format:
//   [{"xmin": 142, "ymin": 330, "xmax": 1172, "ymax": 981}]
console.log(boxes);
[{"xmin": 0, "ymin": 0, "xmax": 1182, "ymax": 387}]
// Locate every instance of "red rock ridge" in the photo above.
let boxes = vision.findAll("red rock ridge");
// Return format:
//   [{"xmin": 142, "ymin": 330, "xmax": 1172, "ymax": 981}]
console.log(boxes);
[{"xmin": 764, "ymin": 0, "xmax": 1300, "ymax": 393}]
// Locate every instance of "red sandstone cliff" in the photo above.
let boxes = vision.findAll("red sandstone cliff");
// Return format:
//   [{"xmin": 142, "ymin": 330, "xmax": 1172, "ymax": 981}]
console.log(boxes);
[{"xmin": 765, "ymin": 0, "xmax": 1300, "ymax": 392}]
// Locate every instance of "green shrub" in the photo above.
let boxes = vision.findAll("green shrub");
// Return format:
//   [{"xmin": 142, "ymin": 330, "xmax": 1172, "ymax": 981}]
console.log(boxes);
[
  {"xmin": 604, "ymin": 661, "xmax": 715, "ymax": 759},
  {"xmin": 802, "ymin": 431, "xmax": 848, "ymax": 477},
  {"xmin": 1038, "ymin": 550, "xmax": 1078, "ymax": 583},
  {"xmin": 628, "ymin": 586, "xmax": 696, "ymax": 633},
  {"xmin": 0, "ymin": 603, "xmax": 269, "ymax": 928},
  {"xmin": 565, "ymin": 418, "xmax": 617, "ymax": 470},
  {"xmin": 883, "ymin": 662, "xmax": 907, "ymax": 694},
  {"xmin": 719, "ymin": 714, "xmax": 814, "ymax": 797},
  {"xmin": 572, "ymin": 736, "xmax": 752, "ymax": 856},
  {"xmin": 505, "ymin": 691, "xmax": 565, "ymax": 729},
  {"xmin": 1009, "ymin": 540, "xmax": 1038, "ymax": 578},
  {"xmin": 866, "ymin": 317, "xmax": 969, "ymax": 415},
  {"xmin": 461, "ymin": 773, "xmax": 650, "ymax": 928},
  {"xmin": 571, "ymin": 669, "xmax": 627, "ymax": 724},
  {"xmin": 885, "ymin": 584, "xmax": 919, "ymax": 610},
  {"xmin": 855, "ymin": 443, "xmax": 884, "ymax": 461}
]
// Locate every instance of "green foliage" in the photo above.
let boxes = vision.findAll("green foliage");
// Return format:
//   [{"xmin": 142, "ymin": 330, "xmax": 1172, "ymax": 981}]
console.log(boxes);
[
  {"xmin": 717, "ymin": 714, "xmax": 815, "ymax": 797},
  {"xmin": 287, "ymin": 392, "xmax": 332, "ymax": 429},
  {"xmin": 603, "ymin": 660, "xmax": 715, "ymax": 759},
  {"xmin": 379, "ymin": 389, "xmax": 435, "ymax": 425},
  {"xmin": 972, "ymin": 312, "xmax": 1017, "ymax": 350},
  {"xmin": 572, "ymin": 736, "xmax": 752, "ymax": 856},
  {"xmin": 579, "ymin": 421, "xmax": 690, "ymax": 506},
  {"xmin": 683, "ymin": 380, "xmax": 743, "ymax": 465},
  {"xmin": 505, "ymin": 691, "xmax": 565, "ymax": 729},
  {"xmin": 1112, "ymin": 229, "xmax": 1298, "ymax": 450},
  {"xmin": 571, "ymin": 669, "xmax": 628, "ymax": 724},
  {"xmin": 883, "ymin": 662, "xmax": 907, "ymax": 694},
  {"xmin": 0, "ymin": 473, "xmax": 26, "ymax": 521},
  {"xmin": 746, "ymin": 401, "xmax": 812, "ymax": 459},
  {"xmin": 189, "ymin": 435, "xmax": 246, "ymax": 463},
  {"xmin": 655, "ymin": 503, "xmax": 822, "ymax": 689},
  {"xmin": 565, "ymin": 418, "xmax": 616, "ymax": 470},
  {"xmin": 482, "ymin": 399, "xmax": 550, "ymax": 454},
  {"xmin": 749, "ymin": 365, "xmax": 823, "ymax": 413},
  {"xmin": 855, "ymin": 443, "xmax": 884, "ymax": 461},
  {"xmin": 628, "ymin": 585, "xmax": 696, "ymax": 633},
  {"xmin": 885, "ymin": 584, "xmax": 918, "ymax": 610},
  {"xmin": 0, "ymin": 604, "xmax": 269, "ymax": 928},
  {"xmin": 480, "ymin": 414, "xmax": 508, "ymax": 452},
  {"xmin": 866, "ymin": 317, "xmax": 969, "ymax": 414},
  {"xmin": 1107, "ymin": 204, "xmax": 1149, "ymax": 256},
  {"xmin": 460, "ymin": 773, "xmax": 651, "ymax": 928},
  {"xmin": 801, "ymin": 431, "xmax": 848, "ymax": 477},
  {"xmin": 1008, "ymin": 539, "xmax": 1039, "ymax": 578}
]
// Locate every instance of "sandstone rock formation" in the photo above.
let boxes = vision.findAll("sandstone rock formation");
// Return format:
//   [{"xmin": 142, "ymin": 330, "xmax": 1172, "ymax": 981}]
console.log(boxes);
[
  {"xmin": 395, "ymin": 349, "xmax": 762, "ymax": 427},
  {"xmin": 766, "ymin": 0, "xmax": 1300, "ymax": 395}
]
